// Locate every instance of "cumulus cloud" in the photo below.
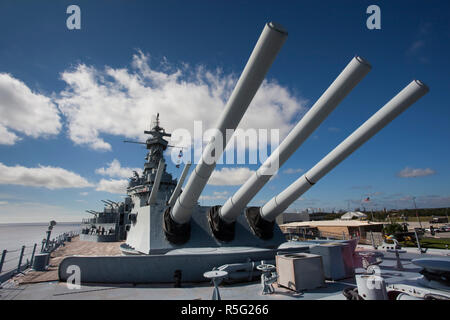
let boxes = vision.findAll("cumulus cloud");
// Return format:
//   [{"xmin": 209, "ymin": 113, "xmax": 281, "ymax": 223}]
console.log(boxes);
[
  {"xmin": 0, "ymin": 73, "xmax": 61, "ymax": 145},
  {"xmin": 56, "ymin": 51, "xmax": 306, "ymax": 151},
  {"xmin": 96, "ymin": 178, "xmax": 129, "ymax": 194},
  {"xmin": 0, "ymin": 162, "xmax": 92, "ymax": 189},
  {"xmin": 199, "ymin": 191, "xmax": 229, "ymax": 201},
  {"xmin": 397, "ymin": 167, "xmax": 435, "ymax": 178},
  {"xmin": 95, "ymin": 159, "xmax": 142, "ymax": 179},
  {"xmin": 282, "ymin": 168, "xmax": 303, "ymax": 174},
  {"xmin": 207, "ymin": 167, "xmax": 255, "ymax": 186},
  {"xmin": 0, "ymin": 201, "xmax": 84, "ymax": 223},
  {"xmin": 0, "ymin": 125, "xmax": 20, "ymax": 145}
]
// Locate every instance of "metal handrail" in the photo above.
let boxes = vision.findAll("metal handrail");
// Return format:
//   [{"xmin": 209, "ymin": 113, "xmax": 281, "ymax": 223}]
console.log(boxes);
[{"xmin": 0, "ymin": 229, "xmax": 79, "ymax": 283}]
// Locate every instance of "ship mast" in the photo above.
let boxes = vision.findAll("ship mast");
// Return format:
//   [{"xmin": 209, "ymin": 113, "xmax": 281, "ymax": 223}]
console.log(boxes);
[{"xmin": 142, "ymin": 113, "xmax": 171, "ymax": 179}]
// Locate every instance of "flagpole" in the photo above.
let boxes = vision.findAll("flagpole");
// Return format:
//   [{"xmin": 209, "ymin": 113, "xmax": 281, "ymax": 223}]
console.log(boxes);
[{"xmin": 413, "ymin": 197, "xmax": 422, "ymax": 229}]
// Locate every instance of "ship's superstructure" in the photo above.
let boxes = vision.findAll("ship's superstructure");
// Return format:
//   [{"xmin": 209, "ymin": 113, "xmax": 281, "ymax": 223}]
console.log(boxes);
[
  {"xmin": 125, "ymin": 114, "xmax": 177, "ymax": 212},
  {"xmin": 80, "ymin": 114, "xmax": 177, "ymax": 243}
]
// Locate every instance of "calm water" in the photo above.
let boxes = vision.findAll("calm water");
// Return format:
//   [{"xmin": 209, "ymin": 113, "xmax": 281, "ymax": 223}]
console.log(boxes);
[{"xmin": 0, "ymin": 223, "xmax": 80, "ymax": 273}]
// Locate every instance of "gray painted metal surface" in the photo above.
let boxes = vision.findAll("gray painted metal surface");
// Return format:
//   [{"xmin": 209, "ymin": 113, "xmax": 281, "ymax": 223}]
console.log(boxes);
[
  {"xmin": 171, "ymin": 22, "xmax": 288, "ymax": 225},
  {"xmin": 4, "ymin": 249, "xmax": 447, "ymax": 300},
  {"xmin": 167, "ymin": 161, "xmax": 191, "ymax": 208},
  {"xmin": 125, "ymin": 203, "xmax": 287, "ymax": 255},
  {"xmin": 58, "ymin": 245, "xmax": 309, "ymax": 283},
  {"xmin": 260, "ymin": 80, "xmax": 429, "ymax": 221},
  {"xmin": 219, "ymin": 56, "xmax": 372, "ymax": 223},
  {"xmin": 412, "ymin": 256, "xmax": 450, "ymax": 272},
  {"xmin": 148, "ymin": 159, "xmax": 165, "ymax": 205},
  {"xmin": 1, "ymin": 278, "xmax": 349, "ymax": 300},
  {"xmin": 310, "ymin": 244, "xmax": 347, "ymax": 280}
]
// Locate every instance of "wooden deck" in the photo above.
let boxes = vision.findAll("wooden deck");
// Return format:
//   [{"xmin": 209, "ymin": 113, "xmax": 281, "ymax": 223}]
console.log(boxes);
[{"xmin": 11, "ymin": 236, "xmax": 124, "ymax": 285}]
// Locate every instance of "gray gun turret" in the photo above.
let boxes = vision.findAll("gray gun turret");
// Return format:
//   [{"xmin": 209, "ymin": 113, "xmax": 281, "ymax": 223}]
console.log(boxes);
[{"xmin": 120, "ymin": 21, "xmax": 429, "ymax": 255}]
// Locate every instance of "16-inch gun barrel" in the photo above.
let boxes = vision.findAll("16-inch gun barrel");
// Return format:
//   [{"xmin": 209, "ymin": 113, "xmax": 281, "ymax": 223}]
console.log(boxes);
[
  {"xmin": 219, "ymin": 56, "xmax": 372, "ymax": 223},
  {"xmin": 259, "ymin": 80, "xmax": 429, "ymax": 222},
  {"xmin": 169, "ymin": 22, "xmax": 288, "ymax": 226}
]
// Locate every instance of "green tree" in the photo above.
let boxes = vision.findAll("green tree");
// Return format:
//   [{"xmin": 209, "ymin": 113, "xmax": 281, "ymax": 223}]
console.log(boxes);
[{"xmin": 383, "ymin": 223, "xmax": 404, "ymax": 236}]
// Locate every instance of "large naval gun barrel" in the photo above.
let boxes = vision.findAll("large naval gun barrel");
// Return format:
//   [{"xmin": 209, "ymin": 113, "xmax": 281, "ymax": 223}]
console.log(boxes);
[
  {"xmin": 217, "ymin": 56, "xmax": 371, "ymax": 228},
  {"xmin": 165, "ymin": 22, "xmax": 288, "ymax": 243},
  {"xmin": 253, "ymin": 80, "xmax": 428, "ymax": 235}
]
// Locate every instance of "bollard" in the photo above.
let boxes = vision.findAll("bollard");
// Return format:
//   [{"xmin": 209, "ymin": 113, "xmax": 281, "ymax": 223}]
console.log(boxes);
[
  {"xmin": 0, "ymin": 249, "xmax": 7, "ymax": 273},
  {"xmin": 32, "ymin": 253, "xmax": 50, "ymax": 271},
  {"xmin": 17, "ymin": 245, "xmax": 25, "ymax": 273}
]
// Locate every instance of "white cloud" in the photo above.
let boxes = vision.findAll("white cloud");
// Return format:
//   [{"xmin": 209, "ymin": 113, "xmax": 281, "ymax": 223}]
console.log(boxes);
[
  {"xmin": 0, "ymin": 162, "xmax": 92, "ymax": 189},
  {"xmin": 56, "ymin": 51, "xmax": 306, "ymax": 151},
  {"xmin": 95, "ymin": 159, "xmax": 141, "ymax": 179},
  {"xmin": 0, "ymin": 201, "xmax": 84, "ymax": 223},
  {"xmin": 0, "ymin": 73, "xmax": 61, "ymax": 145},
  {"xmin": 80, "ymin": 192, "xmax": 89, "ymax": 196},
  {"xmin": 199, "ymin": 191, "xmax": 229, "ymax": 201},
  {"xmin": 207, "ymin": 167, "xmax": 255, "ymax": 186},
  {"xmin": 407, "ymin": 40, "xmax": 425, "ymax": 55},
  {"xmin": 0, "ymin": 125, "xmax": 21, "ymax": 145},
  {"xmin": 397, "ymin": 167, "xmax": 435, "ymax": 178},
  {"xmin": 282, "ymin": 168, "xmax": 303, "ymax": 174},
  {"xmin": 96, "ymin": 178, "xmax": 128, "ymax": 194}
]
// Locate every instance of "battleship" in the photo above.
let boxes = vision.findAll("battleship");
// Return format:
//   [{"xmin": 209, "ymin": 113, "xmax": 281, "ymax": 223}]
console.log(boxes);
[
  {"xmin": 80, "ymin": 197, "xmax": 132, "ymax": 242},
  {"xmin": 1, "ymin": 21, "xmax": 449, "ymax": 302}
]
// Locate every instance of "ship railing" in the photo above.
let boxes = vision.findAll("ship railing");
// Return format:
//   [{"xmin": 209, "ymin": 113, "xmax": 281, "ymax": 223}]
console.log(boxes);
[
  {"xmin": 0, "ymin": 229, "xmax": 80, "ymax": 284},
  {"xmin": 81, "ymin": 217, "xmax": 118, "ymax": 224},
  {"xmin": 95, "ymin": 217, "xmax": 118, "ymax": 224},
  {"xmin": 286, "ymin": 229, "xmax": 361, "ymax": 242}
]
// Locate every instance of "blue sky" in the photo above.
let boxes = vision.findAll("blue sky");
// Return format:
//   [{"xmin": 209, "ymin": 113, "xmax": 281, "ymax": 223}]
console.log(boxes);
[{"xmin": 0, "ymin": 0, "xmax": 449, "ymax": 223}]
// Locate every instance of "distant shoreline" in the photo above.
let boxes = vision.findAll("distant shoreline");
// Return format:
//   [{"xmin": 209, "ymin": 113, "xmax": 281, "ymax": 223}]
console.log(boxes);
[{"xmin": 0, "ymin": 222, "xmax": 80, "ymax": 226}]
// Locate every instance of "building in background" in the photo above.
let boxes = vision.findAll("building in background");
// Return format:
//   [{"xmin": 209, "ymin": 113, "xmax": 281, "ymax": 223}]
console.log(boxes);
[
  {"xmin": 275, "ymin": 211, "xmax": 310, "ymax": 226},
  {"xmin": 279, "ymin": 220, "xmax": 384, "ymax": 242},
  {"xmin": 340, "ymin": 211, "xmax": 367, "ymax": 220}
]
